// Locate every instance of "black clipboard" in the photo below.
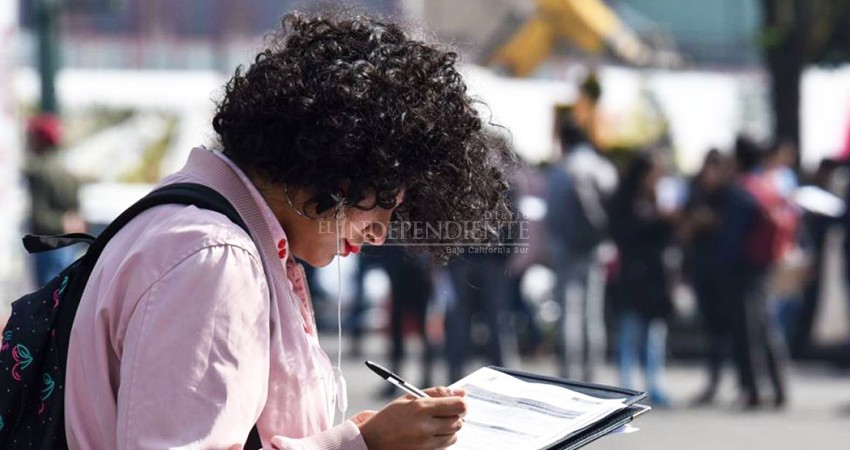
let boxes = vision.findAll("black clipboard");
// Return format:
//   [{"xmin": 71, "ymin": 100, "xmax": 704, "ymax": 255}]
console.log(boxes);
[{"xmin": 488, "ymin": 367, "xmax": 649, "ymax": 450}]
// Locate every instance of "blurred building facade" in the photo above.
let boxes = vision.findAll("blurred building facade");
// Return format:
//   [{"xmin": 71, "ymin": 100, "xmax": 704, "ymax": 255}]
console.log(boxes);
[
  {"xmin": 610, "ymin": 0, "xmax": 763, "ymax": 66},
  {"xmin": 18, "ymin": 0, "xmax": 402, "ymax": 71},
  {"xmin": 17, "ymin": 0, "xmax": 765, "ymax": 71}
]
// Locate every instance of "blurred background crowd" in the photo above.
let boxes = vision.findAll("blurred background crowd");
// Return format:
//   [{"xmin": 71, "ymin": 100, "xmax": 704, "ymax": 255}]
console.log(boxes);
[{"xmin": 2, "ymin": 1, "xmax": 850, "ymax": 446}]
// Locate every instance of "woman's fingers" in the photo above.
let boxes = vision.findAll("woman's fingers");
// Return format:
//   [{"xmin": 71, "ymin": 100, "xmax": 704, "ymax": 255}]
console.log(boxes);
[
  {"xmin": 423, "ymin": 386, "xmax": 466, "ymax": 398},
  {"xmin": 419, "ymin": 396, "xmax": 467, "ymax": 418},
  {"xmin": 394, "ymin": 390, "xmax": 467, "ymax": 419},
  {"xmin": 358, "ymin": 395, "xmax": 466, "ymax": 450},
  {"xmin": 431, "ymin": 416, "xmax": 464, "ymax": 436},
  {"xmin": 416, "ymin": 401, "xmax": 465, "ymax": 440}
]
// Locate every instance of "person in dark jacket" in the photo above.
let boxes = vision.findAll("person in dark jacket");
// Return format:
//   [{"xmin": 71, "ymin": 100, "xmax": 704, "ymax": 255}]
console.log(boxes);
[
  {"xmin": 444, "ymin": 249, "xmax": 514, "ymax": 383},
  {"xmin": 681, "ymin": 150, "xmax": 735, "ymax": 405},
  {"xmin": 610, "ymin": 152, "xmax": 675, "ymax": 407},
  {"xmin": 547, "ymin": 117, "xmax": 617, "ymax": 381},
  {"xmin": 791, "ymin": 158, "xmax": 839, "ymax": 356},
  {"xmin": 380, "ymin": 245, "xmax": 436, "ymax": 394},
  {"xmin": 346, "ymin": 245, "xmax": 387, "ymax": 357}
]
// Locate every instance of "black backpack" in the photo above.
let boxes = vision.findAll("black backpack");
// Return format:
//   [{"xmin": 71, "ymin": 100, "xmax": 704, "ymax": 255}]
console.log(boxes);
[{"xmin": 0, "ymin": 183, "xmax": 262, "ymax": 449}]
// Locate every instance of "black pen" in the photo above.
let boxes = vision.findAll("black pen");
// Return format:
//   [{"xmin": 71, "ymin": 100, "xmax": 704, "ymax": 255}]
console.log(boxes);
[{"xmin": 365, "ymin": 360, "xmax": 430, "ymax": 398}]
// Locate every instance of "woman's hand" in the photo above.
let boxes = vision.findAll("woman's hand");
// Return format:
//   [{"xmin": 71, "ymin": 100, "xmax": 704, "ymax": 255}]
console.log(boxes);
[{"xmin": 355, "ymin": 387, "xmax": 467, "ymax": 450}]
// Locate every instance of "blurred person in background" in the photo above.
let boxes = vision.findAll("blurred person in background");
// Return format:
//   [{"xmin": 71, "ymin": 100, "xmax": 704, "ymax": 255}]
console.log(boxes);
[
  {"xmin": 571, "ymin": 72, "xmax": 603, "ymax": 149},
  {"xmin": 609, "ymin": 152, "xmax": 675, "ymax": 407},
  {"xmin": 680, "ymin": 149, "xmax": 735, "ymax": 406},
  {"xmin": 63, "ymin": 13, "xmax": 514, "ymax": 450},
  {"xmin": 840, "ymin": 160, "xmax": 850, "ymax": 366},
  {"xmin": 506, "ymin": 162, "xmax": 549, "ymax": 356},
  {"xmin": 346, "ymin": 245, "xmax": 386, "ymax": 357},
  {"xmin": 444, "ymin": 248, "xmax": 515, "ymax": 383},
  {"xmin": 762, "ymin": 141, "xmax": 806, "ymax": 343},
  {"xmin": 547, "ymin": 115, "xmax": 616, "ymax": 381},
  {"xmin": 725, "ymin": 136, "xmax": 792, "ymax": 409},
  {"xmin": 23, "ymin": 113, "xmax": 86, "ymax": 287},
  {"xmin": 791, "ymin": 159, "xmax": 840, "ymax": 356},
  {"xmin": 381, "ymin": 245, "xmax": 435, "ymax": 397}
]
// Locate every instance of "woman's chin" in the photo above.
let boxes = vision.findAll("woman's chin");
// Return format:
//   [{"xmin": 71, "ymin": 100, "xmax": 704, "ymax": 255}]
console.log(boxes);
[{"xmin": 303, "ymin": 253, "xmax": 337, "ymax": 268}]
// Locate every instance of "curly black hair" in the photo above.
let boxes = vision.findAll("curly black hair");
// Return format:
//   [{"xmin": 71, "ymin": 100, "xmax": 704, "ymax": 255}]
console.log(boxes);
[{"xmin": 213, "ymin": 12, "xmax": 513, "ymax": 262}]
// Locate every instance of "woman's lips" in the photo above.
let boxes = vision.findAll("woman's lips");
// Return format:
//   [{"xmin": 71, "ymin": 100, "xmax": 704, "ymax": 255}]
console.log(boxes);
[{"xmin": 343, "ymin": 240, "xmax": 361, "ymax": 256}]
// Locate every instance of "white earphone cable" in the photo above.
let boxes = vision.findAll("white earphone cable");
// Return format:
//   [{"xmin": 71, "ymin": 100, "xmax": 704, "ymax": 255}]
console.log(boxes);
[
  {"xmin": 333, "ymin": 207, "xmax": 348, "ymax": 423},
  {"xmin": 336, "ymin": 211, "xmax": 343, "ymax": 370}
]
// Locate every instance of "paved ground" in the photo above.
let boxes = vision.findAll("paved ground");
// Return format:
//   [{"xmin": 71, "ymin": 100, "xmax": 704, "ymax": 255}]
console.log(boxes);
[{"xmin": 320, "ymin": 333, "xmax": 850, "ymax": 450}]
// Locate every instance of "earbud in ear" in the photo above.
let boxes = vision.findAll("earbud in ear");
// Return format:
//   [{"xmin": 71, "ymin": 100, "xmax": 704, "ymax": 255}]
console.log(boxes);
[{"xmin": 334, "ymin": 203, "xmax": 346, "ymax": 220}]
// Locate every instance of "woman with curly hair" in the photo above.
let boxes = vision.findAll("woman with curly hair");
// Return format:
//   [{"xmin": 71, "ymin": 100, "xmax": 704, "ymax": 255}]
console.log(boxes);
[{"xmin": 64, "ymin": 12, "xmax": 511, "ymax": 450}]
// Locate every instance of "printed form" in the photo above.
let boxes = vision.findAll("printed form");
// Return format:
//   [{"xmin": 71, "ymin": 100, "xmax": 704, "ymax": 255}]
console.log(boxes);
[{"xmin": 448, "ymin": 368, "xmax": 629, "ymax": 450}]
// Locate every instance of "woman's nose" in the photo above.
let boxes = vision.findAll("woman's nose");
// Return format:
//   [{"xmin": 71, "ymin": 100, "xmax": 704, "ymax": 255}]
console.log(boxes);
[{"xmin": 365, "ymin": 223, "xmax": 388, "ymax": 245}]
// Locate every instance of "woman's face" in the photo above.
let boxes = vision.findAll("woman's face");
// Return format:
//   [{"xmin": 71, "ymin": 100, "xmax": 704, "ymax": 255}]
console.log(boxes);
[{"xmin": 277, "ymin": 189, "xmax": 405, "ymax": 267}]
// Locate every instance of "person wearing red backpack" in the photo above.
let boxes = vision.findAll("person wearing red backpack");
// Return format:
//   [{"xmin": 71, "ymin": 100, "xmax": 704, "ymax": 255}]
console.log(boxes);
[{"xmin": 722, "ymin": 136, "xmax": 792, "ymax": 409}]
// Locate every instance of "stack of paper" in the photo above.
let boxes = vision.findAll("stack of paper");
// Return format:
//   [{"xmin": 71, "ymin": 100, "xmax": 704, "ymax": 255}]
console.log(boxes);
[{"xmin": 448, "ymin": 367, "xmax": 649, "ymax": 450}]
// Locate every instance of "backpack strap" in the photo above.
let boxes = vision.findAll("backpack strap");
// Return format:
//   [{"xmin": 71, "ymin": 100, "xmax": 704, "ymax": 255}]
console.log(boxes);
[
  {"xmin": 83, "ymin": 182, "xmax": 249, "ymax": 262},
  {"xmin": 22, "ymin": 233, "xmax": 96, "ymax": 254}
]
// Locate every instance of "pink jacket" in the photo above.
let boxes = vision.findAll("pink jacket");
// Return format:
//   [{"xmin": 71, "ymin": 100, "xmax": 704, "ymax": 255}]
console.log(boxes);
[{"xmin": 65, "ymin": 147, "xmax": 368, "ymax": 450}]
